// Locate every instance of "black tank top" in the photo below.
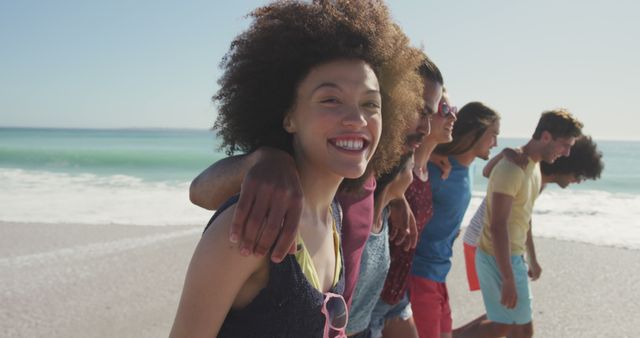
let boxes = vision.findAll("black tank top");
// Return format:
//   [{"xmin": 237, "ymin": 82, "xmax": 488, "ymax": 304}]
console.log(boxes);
[{"xmin": 205, "ymin": 196, "xmax": 345, "ymax": 338}]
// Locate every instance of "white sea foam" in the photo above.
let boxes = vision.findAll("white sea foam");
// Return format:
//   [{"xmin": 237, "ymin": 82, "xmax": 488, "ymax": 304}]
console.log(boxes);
[
  {"xmin": 463, "ymin": 189, "xmax": 640, "ymax": 250},
  {"xmin": 3, "ymin": 168, "xmax": 640, "ymax": 249},
  {"xmin": 0, "ymin": 168, "xmax": 213, "ymax": 226}
]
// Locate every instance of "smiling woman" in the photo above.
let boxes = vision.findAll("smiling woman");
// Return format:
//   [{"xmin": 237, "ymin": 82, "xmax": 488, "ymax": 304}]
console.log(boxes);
[
  {"xmin": 284, "ymin": 59, "xmax": 382, "ymax": 180},
  {"xmin": 169, "ymin": 1, "xmax": 423, "ymax": 338}
]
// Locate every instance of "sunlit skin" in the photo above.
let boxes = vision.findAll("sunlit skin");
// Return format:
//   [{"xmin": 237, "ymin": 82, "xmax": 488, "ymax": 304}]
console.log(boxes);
[
  {"xmin": 472, "ymin": 120, "xmax": 500, "ymax": 160},
  {"xmin": 425, "ymin": 92, "xmax": 456, "ymax": 145},
  {"xmin": 406, "ymin": 79, "xmax": 443, "ymax": 149},
  {"xmin": 170, "ymin": 59, "xmax": 384, "ymax": 338},
  {"xmin": 389, "ymin": 154, "xmax": 415, "ymax": 199},
  {"xmin": 285, "ymin": 59, "xmax": 382, "ymax": 180},
  {"xmin": 540, "ymin": 133, "xmax": 576, "ymax": 164}
]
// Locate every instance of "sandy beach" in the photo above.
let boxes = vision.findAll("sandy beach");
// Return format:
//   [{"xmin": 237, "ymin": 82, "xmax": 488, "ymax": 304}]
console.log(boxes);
[{"xmin": 2, "ymin": 221, "xmax": 639, "ymax": 338}]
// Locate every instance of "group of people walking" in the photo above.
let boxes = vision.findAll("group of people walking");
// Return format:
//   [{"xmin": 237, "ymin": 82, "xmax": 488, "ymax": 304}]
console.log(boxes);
[{"xmin": 168, "ymin": 1, "xmax": 604, "ymax": 337}]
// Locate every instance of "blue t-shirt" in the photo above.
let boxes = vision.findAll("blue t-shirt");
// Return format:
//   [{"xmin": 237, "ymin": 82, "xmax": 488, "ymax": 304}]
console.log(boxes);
[{"xmin": 411, "ymin": 157, "xmax": 472, "ymax": 282}]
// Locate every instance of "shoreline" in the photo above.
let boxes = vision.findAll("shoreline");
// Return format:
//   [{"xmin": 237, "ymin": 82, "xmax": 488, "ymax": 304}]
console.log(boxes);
[{"xmin": 2, "ymin": 221, "xmax": 639, "ymax": 337}]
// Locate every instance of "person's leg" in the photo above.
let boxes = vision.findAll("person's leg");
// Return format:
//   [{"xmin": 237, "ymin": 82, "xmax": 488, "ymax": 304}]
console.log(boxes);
[
  {"xmin": 439, "ymin": 283, "xmax": 453, "ymax": 338},
  {"xmin": 452, "ymin": 250, "xmax": 523, "ymax": 338},
  {"xmin": 408, "ymin": 275, "xmax": 444, "ymax": 338},
  {"xmin": 380, "ymin": 293, "xmax": 418, "ymax": 338},
  {"xmin": 452, "ymin": 319, "xmax": 512, "ymax": 338},
  {"xmin": 381, "ymin": 316, "xmax": 418, "ymax": 338},
  {"xmin": 506, "ymin": 322, "xmax": 533, "ymax": 338},
  {"xmin": 453, "ymin": 314, "xmax": 486, "ymax": 334}
]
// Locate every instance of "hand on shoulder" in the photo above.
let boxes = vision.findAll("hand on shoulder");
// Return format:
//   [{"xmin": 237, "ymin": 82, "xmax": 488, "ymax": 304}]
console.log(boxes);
[{"xmin": 502, "ymin": 147, "xmax": 528, "ymax": 170}]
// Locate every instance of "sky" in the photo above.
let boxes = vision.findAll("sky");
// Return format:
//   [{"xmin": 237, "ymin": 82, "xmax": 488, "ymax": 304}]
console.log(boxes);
[{"xmin": 1, "ymin": 0, "xmax": 638, "ymax": 140}]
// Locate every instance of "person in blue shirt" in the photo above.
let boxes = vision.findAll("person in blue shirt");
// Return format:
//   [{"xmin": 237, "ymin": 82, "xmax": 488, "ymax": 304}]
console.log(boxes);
[{"xmin": 409, "ymin": 101, "xmax": 501, "ymax": 338}]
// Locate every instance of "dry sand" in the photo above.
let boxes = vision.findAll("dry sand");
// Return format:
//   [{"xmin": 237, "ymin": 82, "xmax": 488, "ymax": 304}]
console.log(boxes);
[{"xmin": 2, "ymin": 221, "xmax": 639, "ymax": 337}]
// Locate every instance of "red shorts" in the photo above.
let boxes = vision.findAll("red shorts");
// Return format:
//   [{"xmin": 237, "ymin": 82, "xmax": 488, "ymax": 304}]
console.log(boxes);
[
  {"xmin": 408, "ymin": 275, "xmax": 452, "ymax": 338},
  {"xmin": 464, "ymin": 242, "xmax": 481, "ymax": 291}
]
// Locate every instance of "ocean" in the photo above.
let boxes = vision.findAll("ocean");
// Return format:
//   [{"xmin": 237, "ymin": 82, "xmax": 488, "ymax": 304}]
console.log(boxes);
[{"xmin": 1, "ymin": 127, "xmax": 639, "ymax": 249}]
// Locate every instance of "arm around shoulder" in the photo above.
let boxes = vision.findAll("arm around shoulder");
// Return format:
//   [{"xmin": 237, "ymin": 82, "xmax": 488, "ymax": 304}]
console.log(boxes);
[
  {"xmin": 483, "ymin": 147, "xmax": 524, "ymax": 178},
  {"xmin": 190, "ymin": 153, "xmax": 259, "ymax": 210}
]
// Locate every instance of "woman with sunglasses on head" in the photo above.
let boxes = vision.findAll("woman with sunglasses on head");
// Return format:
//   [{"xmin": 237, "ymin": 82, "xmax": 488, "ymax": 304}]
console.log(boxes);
[
  {"xmin": 169, "ymin": 1, "xmax": 423, "ymax": 337},
  {"xmin": 409, "ymin": 102, "xmax": 500, "ymax": 338}
]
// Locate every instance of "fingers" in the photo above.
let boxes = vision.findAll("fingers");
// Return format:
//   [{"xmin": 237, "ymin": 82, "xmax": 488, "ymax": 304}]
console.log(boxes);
[
  {"xmin": 270, "ymin": 197, "xmax": 303, "ymax": 263},
  {"xmin": 403, "ymin": 216, "xmax": 417, "ymax": 251},
  {"xmin": 389, "ymin": 224, "xmax": 399, "ymax": 241},
  {"xmin": 440, "ymin": 163, "xmax": 451, "ymax": 180},
  {"xmin": 537, "ymin": 268, "xmax": 542, "ymax": 280},
  {"xmin": 500, "ymin": 295, "xmax": 517, "ymax": 309},
  {"xmin": 230, "ymin": 148, "xmax": 302, "ymax": 259},
  {"xmin": 409, "ymin": 215, "xmax": 418, "ymax": 250},
  {"xmin": 501, "ymin": 284, "xmax": 517, "ymax": 309},
  {"xmin": 253, "ymin": 200, "xmax": 287, "ymax": 257},
  {"xmin": 230, "ymin": 180, "xmax": 257, "ymax": 245},
  {"xmin": 393, "ymin": 227, "xmax": 408, "ymax": 246},
  {"xmin": 238, "ymin": 186, "xmax": 272, "ymax": 256}
]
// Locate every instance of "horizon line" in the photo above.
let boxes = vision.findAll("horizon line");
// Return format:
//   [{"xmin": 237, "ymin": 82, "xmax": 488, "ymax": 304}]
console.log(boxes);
[{"xmin": 1, "ymin": 125, "xmax": 637, "ymax": 142}]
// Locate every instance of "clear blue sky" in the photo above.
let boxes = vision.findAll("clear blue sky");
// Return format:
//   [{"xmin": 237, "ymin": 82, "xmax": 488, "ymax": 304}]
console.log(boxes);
[{"xmin": 1, "ymin": 0, "xmax": 638, "ymax": 140}]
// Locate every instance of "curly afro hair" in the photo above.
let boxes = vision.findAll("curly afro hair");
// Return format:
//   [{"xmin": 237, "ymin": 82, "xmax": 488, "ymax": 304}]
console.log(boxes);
[
  {"xmin": 540, "ymin": 135, "xmax": 604, "ymax": 180},
  {"xmin": 213, "ymin": 0, "xmax": 424, "ymax": 188}
]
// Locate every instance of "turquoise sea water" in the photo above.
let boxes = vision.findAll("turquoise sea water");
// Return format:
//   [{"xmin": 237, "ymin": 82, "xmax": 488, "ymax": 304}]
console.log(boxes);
[
  {"xmin": 0, "ymin": 127, "xmax": 225, "ymax": 182},
  {"xmin": 1, "ymin": 127, "xmax": 639, "ymax": 248},
  {"xmin": 2, "ymin": 127, "xmax": 637, "ymax": 193}
]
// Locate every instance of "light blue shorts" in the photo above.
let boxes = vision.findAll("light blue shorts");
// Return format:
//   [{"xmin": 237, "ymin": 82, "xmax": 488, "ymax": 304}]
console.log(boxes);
[
  {"xmin": 476, "ymin": 249, "xmax": 533, "ymax": 325},
  {"xmin": 368, "ymin": 293, "xmax": 413, "ymax": 338}
]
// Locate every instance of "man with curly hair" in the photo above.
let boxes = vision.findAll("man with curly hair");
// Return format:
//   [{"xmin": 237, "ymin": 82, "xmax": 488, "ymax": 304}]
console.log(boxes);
[
  {"xmin": 456, "ymin": 135, "xmax": 603, "ymax": 336},
  {"xmin": 453, "ymin": 109, "xmax": 584, "ymax": 338}
]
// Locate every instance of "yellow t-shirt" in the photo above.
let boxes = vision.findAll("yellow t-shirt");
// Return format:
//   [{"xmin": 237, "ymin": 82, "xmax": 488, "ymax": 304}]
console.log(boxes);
[
  {"xmin": 294, "ymin": 210, "xmax": 342, "ymax": 291},
  {"xmin": 479, "ymin": 157, "xmax": 541, "ymax": 256}
]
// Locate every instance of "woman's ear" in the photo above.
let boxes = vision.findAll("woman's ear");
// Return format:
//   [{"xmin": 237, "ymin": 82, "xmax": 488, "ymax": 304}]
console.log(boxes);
[{"xmin": 283, "ymin": 114, "xmax": 296, "ymax": 133}]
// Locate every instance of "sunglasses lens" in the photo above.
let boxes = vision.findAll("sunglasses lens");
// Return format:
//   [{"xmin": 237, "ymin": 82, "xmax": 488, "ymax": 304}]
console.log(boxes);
[
  {"xmin": 438, "ymin": 102, "xmax": 457, "ymax": 118},
  {"xmin": 325, "ymin": 296, "xmax": 348, "ymax": 329},
  {"xmin": 439, "ymin": 103, "xmax": 450, "ymax": 116}
]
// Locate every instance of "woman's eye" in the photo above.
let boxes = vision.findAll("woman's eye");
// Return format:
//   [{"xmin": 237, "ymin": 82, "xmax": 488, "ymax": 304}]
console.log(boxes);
[
  {"xmin": 363, "ymin": 102, "xmax": 381, "ymax": 109},
  {"xmin": 321, "ymin": 97, "xmax": 340, "ymax": 104}
]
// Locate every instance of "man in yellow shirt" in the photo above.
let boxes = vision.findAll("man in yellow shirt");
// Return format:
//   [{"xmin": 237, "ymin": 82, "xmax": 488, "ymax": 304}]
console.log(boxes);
[{"xmin": 454, "ymin": 109, "xmax": 583, "ymax": 338}]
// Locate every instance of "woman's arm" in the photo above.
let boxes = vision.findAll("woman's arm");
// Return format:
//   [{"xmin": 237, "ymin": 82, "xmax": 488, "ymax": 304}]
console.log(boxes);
[
  {"xmin": 429, "ymin": 153, "xmax": 451, "ymax": 179},
  {"xmin": 170, "ymin": 205, "xmax": 266, "ymax": 338},
  {"xmin": 189, "ymin": 147, "xmax": 303, "ymax": 263}
]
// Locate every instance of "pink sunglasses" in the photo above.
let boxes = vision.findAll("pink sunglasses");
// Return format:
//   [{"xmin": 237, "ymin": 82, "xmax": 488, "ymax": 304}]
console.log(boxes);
[
  {"xmin": 321, "ymin": 292, "xmax": 348, "ymax": 338},
  {"xmin": 438, "ymin": 100, "xmax": 458, "ymax": 118}
]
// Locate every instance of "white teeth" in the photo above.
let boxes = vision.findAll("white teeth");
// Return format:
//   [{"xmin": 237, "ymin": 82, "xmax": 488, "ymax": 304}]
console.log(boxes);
[{"xmin": 335, "ymin": 139, "xmax": 364, "ymax": 151}]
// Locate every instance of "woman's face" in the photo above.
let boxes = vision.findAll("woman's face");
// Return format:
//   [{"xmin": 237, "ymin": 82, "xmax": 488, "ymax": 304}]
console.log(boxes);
[
  {"xmin": 473, "ymin": 120, "xmax": 500, "ymax": 160},
  {"xmin": 387, "ymin": 153, "xmax": 415, "ymax": 200},
  {"xmin": 425, "ymin": 92, "xmax": 457, "ymax": 145},
  {"xmin": 284, "ymin": 59, "xmax": 382, "ymax": 179}
]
